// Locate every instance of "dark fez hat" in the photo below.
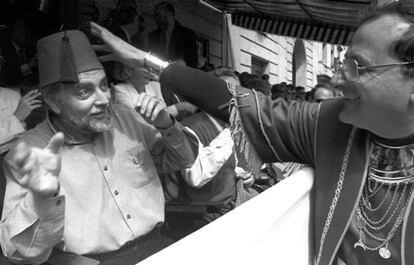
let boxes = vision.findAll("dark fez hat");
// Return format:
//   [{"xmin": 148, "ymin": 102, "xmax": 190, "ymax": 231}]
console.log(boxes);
[{"xmin": 37, "ymin": 30, "xmax": 103, "ymax": 88}]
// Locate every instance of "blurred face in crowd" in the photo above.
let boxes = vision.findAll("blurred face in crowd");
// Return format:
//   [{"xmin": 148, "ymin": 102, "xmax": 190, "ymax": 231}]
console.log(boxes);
[
  {"xmin": 331, "ymin": 15, "xmax": 414, "ymax": 139},
  {"xmin": 272, "ymin": 85, "xmax": 286, "ymax": 99},
  {"xmin": 286, "ymin": 87, "xmax": 296, "ymax": 100},
  {"xmin": 130, "ymin": 67, "xmax": 152, "ymax": 86},
  {"xmin": 295, "ymin": 87, "xmax": 306, "ymax": 101},
  {"xmin": 49, "ymin": 69, "xmax": 112, "ymax": 135}
]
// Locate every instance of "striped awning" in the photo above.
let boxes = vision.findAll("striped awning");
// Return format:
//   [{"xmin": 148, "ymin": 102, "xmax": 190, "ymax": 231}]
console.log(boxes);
[{"xmin": 203, "ymin": 0, "xmax": 378, "ymax": 45}]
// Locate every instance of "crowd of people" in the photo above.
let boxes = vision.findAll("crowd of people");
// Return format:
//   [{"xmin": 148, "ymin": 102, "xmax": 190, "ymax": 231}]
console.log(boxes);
[{"xmin": 1, "ymin": 0, "xmax": 413, "ymax": 265}]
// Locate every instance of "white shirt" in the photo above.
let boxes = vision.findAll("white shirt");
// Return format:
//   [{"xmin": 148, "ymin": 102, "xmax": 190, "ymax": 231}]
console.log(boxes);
[
  {"xmin": 0, "ymin": 87, "xmax": 24, "ymax": 152},
  {"xmin": 0, "ymin": 104, "xmax": 196, "ymax": 264},
  {"xmin": 182, "ymin": 127, "xmax": 234, "ymax": 187}
]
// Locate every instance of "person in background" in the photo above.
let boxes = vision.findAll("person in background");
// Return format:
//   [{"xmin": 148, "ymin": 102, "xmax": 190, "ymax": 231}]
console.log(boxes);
[
  {"xmin": 271, "ymin": 83, "xmax": 286, "ymax": 100},
  {"xmin": 285, "ymin": 84, "xmax": 296, "ymax": 100},
  {"xmin": 0, "ymin": 46, "xmax": 41, "ymax": 154},
  {"xmin": 113, "ymin": 64, "xmax": 163, "ymax": 106},
  {"xmin": 295, "ymin": 86, "xmax": 306, "ymax": 101},
  {"xmin": 0, "ymin": 17, "xmax": 36, "ymax": 88},
  {"xmin": 148, "ymin": 1, "xmax": 198, "ymax": 68},
  {"xmin": 162, "ymin": 67, "xmax": 257, "ymax": 239},
  {"xmin": 108, "ymin": 5, "xmax": 145, "ymax": 46},
  {"xmin": 260, "ymin": 73, "xmax": 271, "ymax": 93}
]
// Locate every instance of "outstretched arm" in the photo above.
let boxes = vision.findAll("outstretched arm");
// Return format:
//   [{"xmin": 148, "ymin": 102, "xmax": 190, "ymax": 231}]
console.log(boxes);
[{"xmin": 90, "ymin": 22, "xmax": 232, "ymax": 122}]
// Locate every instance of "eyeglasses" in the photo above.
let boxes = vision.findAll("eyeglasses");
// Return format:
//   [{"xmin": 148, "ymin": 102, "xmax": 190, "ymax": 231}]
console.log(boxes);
[{"xmin": 334, "ymin": 58, "xmax": 414, "ymax": 81}]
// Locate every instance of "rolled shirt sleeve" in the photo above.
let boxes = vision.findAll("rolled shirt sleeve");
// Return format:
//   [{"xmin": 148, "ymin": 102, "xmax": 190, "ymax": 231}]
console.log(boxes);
[{"xmin": 181, "ymin": 128, "xmax": 233, "ymax": 187}]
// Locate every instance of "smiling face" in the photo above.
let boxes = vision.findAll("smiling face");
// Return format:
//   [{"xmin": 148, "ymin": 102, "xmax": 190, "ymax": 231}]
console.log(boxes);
[
  {"xmin": 330, "ymin": 15, "xmax": 414, "ymax": 139},
  {"xmin": 54, "ymin": 69, "xmax": 112, "ymax": 135}
]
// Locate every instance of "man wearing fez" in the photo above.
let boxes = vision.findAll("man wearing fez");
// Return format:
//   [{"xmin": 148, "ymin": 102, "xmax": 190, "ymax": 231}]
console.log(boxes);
[
  {"xmin": 91, "ymin": 0, "xmax": 414, "ymax": 264},
  {"xmin": 0, "ymin": 30, "xmax": 197, "ymax": 264}
]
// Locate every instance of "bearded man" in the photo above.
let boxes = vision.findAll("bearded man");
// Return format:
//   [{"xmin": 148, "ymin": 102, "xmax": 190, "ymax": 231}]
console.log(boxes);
[
  {"xmin": 90, "ymin": 1, "xmax": 414, "ymax": 264},
  {"xmin": 0, "ymin": 30, "xmax": 197, "ymax": 265}
]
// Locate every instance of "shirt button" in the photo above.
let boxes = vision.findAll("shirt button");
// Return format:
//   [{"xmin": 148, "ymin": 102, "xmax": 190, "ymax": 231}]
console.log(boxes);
[
  {"xmin": 56, "ymin": 199, "xmax": 62, "ymax": 206},
  {"xmin": 132, "ymin": 158, "xmax": 139, "ymax": 165},
  {"xmin": 114, "ymin": 190, "xmax": 119, "ymax": 195},
  {"xmin": 126, "ymin": 214, "xmax": 131, "ymax": 219},
  {"xmin": 103, "ymin": 166, "xmax": 108, "ymax": 171}
]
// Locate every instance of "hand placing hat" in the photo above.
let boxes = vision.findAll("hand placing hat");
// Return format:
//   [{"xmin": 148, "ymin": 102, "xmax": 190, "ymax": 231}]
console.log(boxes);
[{"xmin": 90, "ymin": 22, "xmax": 147, "ymax": 70}]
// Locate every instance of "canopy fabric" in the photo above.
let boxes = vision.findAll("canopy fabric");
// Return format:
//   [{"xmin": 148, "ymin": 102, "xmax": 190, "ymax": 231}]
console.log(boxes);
[{"xmin": 204, "ymin": 0, "xmax": 378, "ymax": 45}]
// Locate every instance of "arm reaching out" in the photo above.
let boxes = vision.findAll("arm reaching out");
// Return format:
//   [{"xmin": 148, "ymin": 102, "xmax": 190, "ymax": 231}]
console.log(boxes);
[{"xmin": 90, "ymin": 22, "xmax": 146, "ymax": 69}]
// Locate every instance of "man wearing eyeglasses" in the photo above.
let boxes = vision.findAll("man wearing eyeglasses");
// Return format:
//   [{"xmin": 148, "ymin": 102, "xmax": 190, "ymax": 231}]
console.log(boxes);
[{"xmin": 90, "ymin": 1, "xmax": 414, "ymax": 264}]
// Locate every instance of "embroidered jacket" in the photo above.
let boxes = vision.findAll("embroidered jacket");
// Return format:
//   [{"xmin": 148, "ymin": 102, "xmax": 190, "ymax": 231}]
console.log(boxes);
[{"xmin": 160, "ymin": 64, "xmax": 414, "ymax": 265}]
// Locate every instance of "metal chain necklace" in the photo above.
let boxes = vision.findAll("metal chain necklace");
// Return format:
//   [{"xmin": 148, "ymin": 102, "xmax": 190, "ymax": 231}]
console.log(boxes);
[
  {"xmin": 352, "ymin": 138, "xmax": 414, "ymax": 259},
  {"xmin": 360, "ymin": 183, "xmax": 403, "ymax": 225},
  {"xmin": 366, "ymin": 178, "xmax": 385, "ymax": 198},
  {"xmin": 362, "ymin": 181, "xmax": 392, "ymax": 211},
  {"xmin": 353, "ymin": 184, "xmax": 413, "ymax": 259},
  {"xmin": 360, "ymin": 184, "xmax": 407, "ymax": 229}
]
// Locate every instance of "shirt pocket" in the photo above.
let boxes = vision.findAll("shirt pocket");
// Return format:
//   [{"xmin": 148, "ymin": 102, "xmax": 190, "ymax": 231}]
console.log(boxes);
[{"xmin": 125, "ymin": 144, "xmax": 158, "ymax": 188}]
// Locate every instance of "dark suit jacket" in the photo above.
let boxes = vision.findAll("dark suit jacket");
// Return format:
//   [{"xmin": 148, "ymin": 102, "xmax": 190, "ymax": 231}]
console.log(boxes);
[
  {"xmin": 148, "ymin": 20, "xmax": 198, "ymax": 68},
  {"xmin": 0, "ymin": 38, "xmax": 36, "ymax": 87}
]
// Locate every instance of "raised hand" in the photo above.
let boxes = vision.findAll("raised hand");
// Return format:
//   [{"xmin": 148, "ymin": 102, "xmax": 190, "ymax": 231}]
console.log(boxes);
[
  {"xmin": 135, "ymin": 93, "xmax": 174, "ymax": 129},
  {"xmin": 11, "ymin": 132, "xmax": 64, "ymax": 198},
  {"xmin": 14, "ymin": 89, "xmax": 42, "ymax": 122},
  {"xmin": 90, "ymin": 22, "xmax": 146, "ymax": 69}
]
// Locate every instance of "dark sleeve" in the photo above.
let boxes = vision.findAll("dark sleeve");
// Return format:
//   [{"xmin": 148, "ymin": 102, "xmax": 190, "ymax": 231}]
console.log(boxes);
[
  {"xmin": 236, "ymin": 89, "xmax": 319, "ymax": 165},
  {"xmin": 160, "ymin": 64, "xmax": 232, "ymax": 122},
  {"xmin": 160, "ymin": 64, "xmax": 318, "ymax": 165}
]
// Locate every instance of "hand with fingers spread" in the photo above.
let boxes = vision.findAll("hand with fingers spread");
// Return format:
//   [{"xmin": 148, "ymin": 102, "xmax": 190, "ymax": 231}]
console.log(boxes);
[
  {"xmin": 14, "ymin": 89, "xmax": 42, "ymax": 122},
  {"xmin": 11, "ymin": 132, "xmax": 64, "ymax": 198},
  {"xmin": 135, "ymin": 93, "xmax": 174, "ymax": 129},
  {"xmin": 90, "ymin": 22, "xmax": 147, "ymax": 69}
]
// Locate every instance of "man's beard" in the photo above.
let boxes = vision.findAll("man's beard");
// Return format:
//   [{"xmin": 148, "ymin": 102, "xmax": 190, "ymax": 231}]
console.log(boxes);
[{"xmin": 61, "ymin": 109, "xmax": 112, "ymax": 134}]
